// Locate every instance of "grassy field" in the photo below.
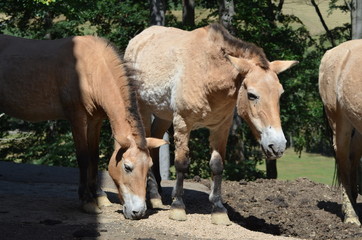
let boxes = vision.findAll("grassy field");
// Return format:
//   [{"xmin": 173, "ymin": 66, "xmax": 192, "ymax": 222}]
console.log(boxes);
[
  {"xmin": 171, "ymin": 1, "xmax": 349, "ymax": 36},
  {"xmin": 257, "ymin": 148, "xmax": 336, "ymax": 185},
  {"xmin": 283, "ymin": 0, "xmax": 349, "ymax": 35}
]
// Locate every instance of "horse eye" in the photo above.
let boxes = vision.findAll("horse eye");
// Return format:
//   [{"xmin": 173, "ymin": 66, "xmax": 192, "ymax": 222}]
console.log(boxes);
[
  {"xmin": 247, "ymin": 92, "xmax": 258, "ymax": 101},
  {"xmin": 123, "ymin": 163, "xmax": 133, "ymax": 173}
]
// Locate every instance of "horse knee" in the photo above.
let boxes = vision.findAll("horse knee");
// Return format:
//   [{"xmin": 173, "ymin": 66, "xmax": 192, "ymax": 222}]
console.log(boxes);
[
  {"xmin": 175, "ymin": 158, "xmax": 190, "ymax": 173},
  {"xmin": 210, "ymin": 151, "xmax": 224, "ymax": 175},
  {"xmin": 174, "ymin": 146, "xmax": 190, "ymax": 172}
]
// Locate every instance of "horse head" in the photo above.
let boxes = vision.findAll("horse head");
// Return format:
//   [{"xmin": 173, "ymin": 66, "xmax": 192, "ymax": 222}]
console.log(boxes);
[
  {"xmin": 108, "ymin": 136, "xmax": 167, "ymax": 219},
  {"xmin": 228, "ymin": 55, "xmax": 298, "ymax": 159}
]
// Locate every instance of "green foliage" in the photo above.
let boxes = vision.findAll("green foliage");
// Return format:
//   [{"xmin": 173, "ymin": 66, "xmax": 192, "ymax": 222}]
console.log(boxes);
[
  {"xmin": 0, "ymin": 0, "xmax": 350, "ymax": 180},
  {"xmin": 85, "ymin": 0, "xmax": 149, "ymax": 50}
]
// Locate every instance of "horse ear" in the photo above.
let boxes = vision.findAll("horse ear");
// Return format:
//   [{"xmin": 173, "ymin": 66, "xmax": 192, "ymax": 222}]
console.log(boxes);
[
  {"xmin": 146, "ymin": 137, "xmax": 169, "ymax": 149},
  {"xmin": 270, "ymin": 60, "xmax": 299, "ymax": 74},
  {"xmin": 226, "ymin": 55, "xmax": 252, "ymax": 75}
]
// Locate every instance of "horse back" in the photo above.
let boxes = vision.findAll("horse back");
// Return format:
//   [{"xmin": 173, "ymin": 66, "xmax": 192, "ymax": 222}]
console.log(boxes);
[
  {"xmin": 125, "ymin": 26, "xmax": 237, "ymax": 124},
  {"xmin": 0, "ymin": 35, "xmax": 109, "ymax": 122}
]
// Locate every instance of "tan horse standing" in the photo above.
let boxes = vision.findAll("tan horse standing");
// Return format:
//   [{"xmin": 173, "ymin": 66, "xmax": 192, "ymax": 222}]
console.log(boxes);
[
  {"xmin": 125, "ymin": 24, "xmax": 298, "ymax": 224},
  {"xmin": 0, "ymin": 35, "xmax": 166, "ymax": 220},
  {"xmin": 319, "ymin": 39, "xmax": 362, "ymax": 226}
]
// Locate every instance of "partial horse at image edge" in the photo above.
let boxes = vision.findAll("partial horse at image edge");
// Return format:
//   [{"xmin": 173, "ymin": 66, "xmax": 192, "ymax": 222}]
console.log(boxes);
[
  {"xmin": 0, "ymin": 34, "xmax": 166, "ymax": 220},
  {"xmin": 319, "ymin": 39, "xmax": 362, "ymax": 226}
]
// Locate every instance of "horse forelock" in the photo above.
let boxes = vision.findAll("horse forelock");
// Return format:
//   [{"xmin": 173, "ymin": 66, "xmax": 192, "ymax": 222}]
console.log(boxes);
[
  {"xmin": 207, "ymin": 23, "xmax": 269, "ymax": 70},
  {"xmin": 101, "ymin": 39, "xmax": 147, "ymax": 150}
]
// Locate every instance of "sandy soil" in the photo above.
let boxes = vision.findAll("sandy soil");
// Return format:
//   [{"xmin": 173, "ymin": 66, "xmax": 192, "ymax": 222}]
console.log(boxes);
[
  {"xmin": 1, "ymin": 161, "xmax": 362, "ymax": 240},
  {"xmin": 0, "ymin": 161, "xmax": 300, "ymax": 240}
]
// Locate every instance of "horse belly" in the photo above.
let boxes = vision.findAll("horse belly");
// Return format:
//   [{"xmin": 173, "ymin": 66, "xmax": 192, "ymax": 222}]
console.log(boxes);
[
  {"xmin": 138, "ymin": 85, "xmax": 174, "ymax": 121},
  {"xmin": 0, "ymin": 63, "xmax": 65, "ymax": 122}
]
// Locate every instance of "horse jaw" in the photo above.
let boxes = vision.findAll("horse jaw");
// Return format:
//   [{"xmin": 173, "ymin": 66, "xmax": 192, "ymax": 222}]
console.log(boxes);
[{"xmin": 259, "ymin": 127, "xmax": 287, "ymax": 160}]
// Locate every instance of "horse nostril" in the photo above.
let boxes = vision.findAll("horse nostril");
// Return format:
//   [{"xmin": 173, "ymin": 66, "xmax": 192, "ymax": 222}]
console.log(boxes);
[
  {"xmin": 132, "ymin": 210, "xmax": 139, "ymax": 215},
  {"xmin": 268, "ymin": 144, "xmax": 274, "ymax": 149}
]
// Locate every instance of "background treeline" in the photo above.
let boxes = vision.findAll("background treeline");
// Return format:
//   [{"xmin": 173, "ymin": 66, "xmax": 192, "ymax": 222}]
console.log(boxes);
[{"xmin": 0, "ymin": 0, "xmax": 351, "ymax": 180}]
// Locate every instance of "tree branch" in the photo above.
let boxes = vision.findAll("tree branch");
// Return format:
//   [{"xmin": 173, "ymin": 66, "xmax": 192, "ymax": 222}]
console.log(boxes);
[{"xmin": 310, "ymin": 0, "xmax": 336, "ymax": 47}]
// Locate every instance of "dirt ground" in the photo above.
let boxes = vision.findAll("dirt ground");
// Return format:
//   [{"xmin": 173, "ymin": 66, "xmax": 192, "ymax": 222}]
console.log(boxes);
[
  {"xmin": 218, "ymin": 178, "xmax": 362, "ymax": 240},
  {"xmin": 1, "ymin": 161, "xmax": 362, "ymax": 240}
]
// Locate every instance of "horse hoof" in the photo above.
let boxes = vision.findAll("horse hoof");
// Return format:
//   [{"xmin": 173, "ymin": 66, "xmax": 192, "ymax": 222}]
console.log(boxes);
[
  {"xmin": 169, "ymin": 208, "xmax": 187, "ymax": 221},
  {"xmin": 211, "ymin": 212, "xmax": 232, "ymax": 225},
  {"xmin": 344, "ymin": 217, "xmax": 361, "ymax": 226},
  {"xmin": 149, "ymin": 198, "xmax": 168, "ymax": 209},
  {"xmin": 97, "ymin": 195, "xmax": 112, "ymax": 208},
  {"xmin": 82, "ymin": 202, "xmax": 102, "ymax": 214}
]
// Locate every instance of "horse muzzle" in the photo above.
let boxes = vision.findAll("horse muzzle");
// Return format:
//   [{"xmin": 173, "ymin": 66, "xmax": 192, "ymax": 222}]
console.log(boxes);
[
  {"xmin": 122, "ymin": 193, "xmax": 147, "ymax": 220},
  {"xmin": 260, "ymin": 127, "xmax": 286, "ymax": 160},
  {"xmin": 123, "ymin": 204, "xmax": 147, "ymax": 220}
]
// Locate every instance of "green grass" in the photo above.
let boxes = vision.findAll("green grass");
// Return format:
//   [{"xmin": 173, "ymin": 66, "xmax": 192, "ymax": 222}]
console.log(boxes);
[
  {"xmin": 257, "ymin": 148, "xmax": 336, "ymax": 185},
  {"xmin": 283, "ymin": 0, "xmax": 349, "ymax": 35}
]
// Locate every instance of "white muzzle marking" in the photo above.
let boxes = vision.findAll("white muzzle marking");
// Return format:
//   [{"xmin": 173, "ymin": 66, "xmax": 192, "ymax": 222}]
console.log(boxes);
[
  {"xmin": 122, "ymin": 189, "xmax": 147, "ymax": 220},
  {"xmin": 260, "ymin": 127, "xmax": 287, "ymax": 160}
]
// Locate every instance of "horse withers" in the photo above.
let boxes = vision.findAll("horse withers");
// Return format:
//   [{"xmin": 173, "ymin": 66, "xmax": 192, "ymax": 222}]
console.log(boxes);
[
  {"xmin": 319, "ymin": 39, "xmax": 362, "ymax": 226},
  {"xmin": 0, "ymin": 35, "xmax": 166, "ymax": 220},
  {"xmin": 125, "ymin": 23, "xmax": 298, "ymax": 224}
]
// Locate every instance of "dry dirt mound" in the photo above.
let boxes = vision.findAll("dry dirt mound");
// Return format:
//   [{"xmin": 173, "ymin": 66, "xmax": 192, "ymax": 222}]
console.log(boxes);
[{"xmin": 217, "ymin": 178, "xmax": 362, "ymax": 240}]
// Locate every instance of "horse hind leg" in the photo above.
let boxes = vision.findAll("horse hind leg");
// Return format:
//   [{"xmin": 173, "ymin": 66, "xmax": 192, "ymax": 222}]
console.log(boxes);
[
  {"xmin": 335, "ymin": 117, "xmax": 361, "ymax": 225},
  {"xmin": 208, "ymin": 123, "xmax": 232, "ymax": 225}
]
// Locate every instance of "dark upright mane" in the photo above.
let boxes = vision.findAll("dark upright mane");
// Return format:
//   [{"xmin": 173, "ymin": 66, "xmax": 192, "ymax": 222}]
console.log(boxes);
[
  {"xmin": 207, "ymin": 23, "xmax": 269, "ymax": 69},
  {"xmin": 103, "ymin": 39, "xmax": 147, "ymax": 149}
]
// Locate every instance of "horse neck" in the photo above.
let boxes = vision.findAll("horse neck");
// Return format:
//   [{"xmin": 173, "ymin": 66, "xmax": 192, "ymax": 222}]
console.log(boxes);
[{"xmin": 204, "ymin": 56, "xmax": 241, "ymax": 96}]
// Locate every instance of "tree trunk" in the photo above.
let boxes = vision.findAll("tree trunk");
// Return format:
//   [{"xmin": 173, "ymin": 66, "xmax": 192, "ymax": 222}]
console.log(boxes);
[
  {"xmin": 310, "ymin": 0, "xmax": 335, "ymax": 47},
  {"xmin": 182, "ymin": 0, "xmax": 195, "ymax": 27},
  {"xmin": 266, "ymin": 159, "xmax": 278, "ymax": 179},
  {"xmin": 352, "ymin": 0, "xmax": 362, "ymax": 39},
  {"xmin": 159, "ymin": 132, "xmax": 170, "ymax": 180},
  {"xmin": 149, "ymin": 0, "xmax": 165, "ymax": 26},
  {"xmin": 218, "ymin": 0, "xmax": 235, "ymax": 33}
]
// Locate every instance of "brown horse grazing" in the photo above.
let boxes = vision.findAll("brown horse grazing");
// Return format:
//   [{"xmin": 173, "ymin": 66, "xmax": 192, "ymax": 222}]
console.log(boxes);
[
  {"xmin": 125, "ymin": 23, "xmax": 298, "ymax": 224},
  {"xmin": 319, "ymin": 39, "xmax": 362, "ymax": 226},
  {"xmin": 0, "ymin": 35, "xmax": 166, "ymax": 220}
]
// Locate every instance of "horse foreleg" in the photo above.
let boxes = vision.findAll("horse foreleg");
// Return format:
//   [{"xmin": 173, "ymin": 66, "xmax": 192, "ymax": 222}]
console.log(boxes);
[
  {"xmin": 87, "ymin": 117, "xmax": 112, "ymax": 208},
  {"xmin": 335, "ymin": 117, "xmax": 360, "ymax": 225},
  {"xmin": 169, "ymin": 115, "xmax": 190, "ymax": 221},
  {"xmin": 148, "ymin": 116, "xmax": 172, "ymax": 209},
  {"xmin": 70, "ymin": 114, "xmax": 101, "ymax": 214},
  {"xmin": 208, "ymin": 119, "xmax": 232, "ymax": 225}
]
